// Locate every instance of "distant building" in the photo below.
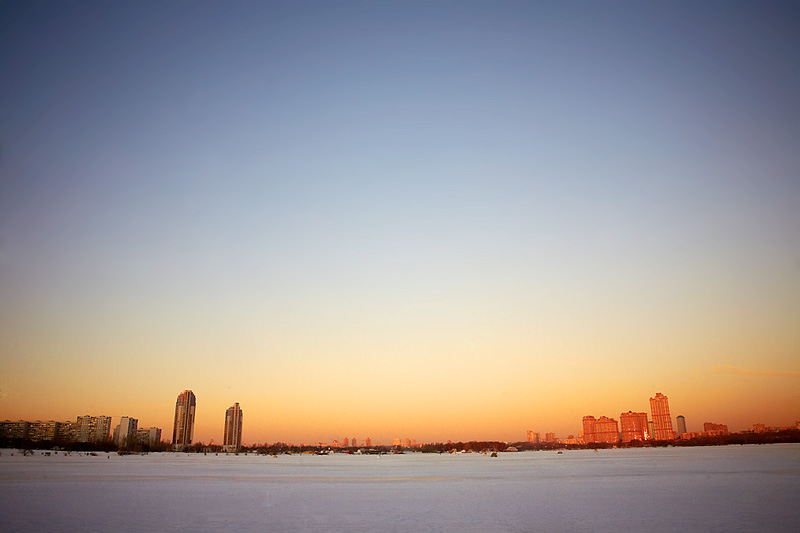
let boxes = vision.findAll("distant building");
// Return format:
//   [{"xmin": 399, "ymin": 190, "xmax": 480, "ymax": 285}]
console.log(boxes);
[
  {"xmin": 28, "ymin": 421, "xmax": 59, "ymax": 442},
  {"xmin": 526, "ymin": 430, "xmax": 540, "ymax": 444},
  {"xmin": 0, "ymin": 420, "xmax": 29, "ymax": 440},
  {"xmin": 57, "ymin": 420, "xmax": 78, "ymax": 442},
  {"xmin": 77, "ymin": 415, "xmax": 112, "ymax": 443},
  {"xmin": 545, "ymin": 432, "xmax": 557, "ymax": 443},
  {"xmin": 752, "ymin": 423, "xmax": 767, "ymax": 433},
  {"xmin": 393, "ymin": 438, "xmax": 402, "ymax": 447},
  {"xmin": 137, "ymin": 427, "xmax": 162, "ymax": 447},
  {"xmin": 595, "ymin": 417, "xmax": 619, "ymax": 444},
  {"xmin": 703, "ymin": 422, "xmax": 729, "ymax": 436},
  {"xmin": 172, "ymin": 390, "xmax": 196, "ymax": 451},
  {"xmin": 582, "ymin": 416, "xmax": 619, "ymax": 444},
  {"xmin": 114, "ymin": 416, "xmax": 138, "ymax": 448},
  {"xmin": 343, "ymin": 437, "xmax": 349, "ymax": 447},
  {"xmin": 620, "ymin": 411, "xmax": 649, "ymax": 442},
  {"xmin": 582, "ymin": 416, "xmax": 598, "ymax": 443},
  {"xmin": 676, "ymin": 415, "xmax": 687, "ymax": 435},
  {"xmin": 365, "ymin": 437, "xmax": 371, "ymax": 447},
  {"xmin": 223, "ymin": 402, "xmax": 243, "ymax": 452},
  {"xmin": 649, "ymin": 393, "xmax": 675, "ymax": 440},
  {"xmin": 352, "ymin": 438, "xmax": 357, "ymax": 447}
]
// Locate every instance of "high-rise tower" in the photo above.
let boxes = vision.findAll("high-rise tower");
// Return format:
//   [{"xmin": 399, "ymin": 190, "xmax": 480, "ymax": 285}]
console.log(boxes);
[
  {"xmin": 172, "ymin": 390, "xmax": 196, "ymax": 451},
  {"xmin": 115, "ymin": 416, "xmax": 138, "ymax": 448},
  {"xmin": 649, "ymin": 392, "xmax": 674, "ymax": 440},
  {"xmin": 223, "ymin": 402, "xmax": 243, "ymax": 452},
  {"xmin": 676, "ymin": 415, "xmax": 687, "ymax": 435}
]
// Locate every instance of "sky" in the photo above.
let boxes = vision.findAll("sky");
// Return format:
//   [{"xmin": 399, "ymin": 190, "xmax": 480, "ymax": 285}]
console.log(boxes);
[{"xmin": 1, "ymin": 0, "xmax": 798, "ymax": 446}]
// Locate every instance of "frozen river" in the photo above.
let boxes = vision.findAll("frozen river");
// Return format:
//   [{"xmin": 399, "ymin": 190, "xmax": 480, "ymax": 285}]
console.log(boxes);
[{"xmin": 1, "ymin": 444, "xmax": 798, "ymax": 531}]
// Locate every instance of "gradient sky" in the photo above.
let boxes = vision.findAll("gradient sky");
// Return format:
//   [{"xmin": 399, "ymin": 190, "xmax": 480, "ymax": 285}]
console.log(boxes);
[{"xmin": 1, "ymin": 1, "xmax": 798, "ymax": 445}]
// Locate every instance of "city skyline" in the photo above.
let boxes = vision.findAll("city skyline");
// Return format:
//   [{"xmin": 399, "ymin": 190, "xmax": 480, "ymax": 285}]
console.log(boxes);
[
  {"xmin": 1, "ymin": 2, "xmax": 798, "ymax": 445},
  {"xmin": 4, "ymin": 388, "xmax": 796, "ymax": 447}
]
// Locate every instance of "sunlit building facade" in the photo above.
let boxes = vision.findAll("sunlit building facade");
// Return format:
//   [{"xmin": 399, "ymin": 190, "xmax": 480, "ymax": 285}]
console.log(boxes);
[
  {"xmin": 223, "ymin": 402, "xmax": 243, "ymax": 452},
  {"xmin": 649, "ymin": 393, "xmax": 675, "ymax": 440},
  {"xmin": 115, "ymin": 416, "xmax": 138, "ymax": 448},
  {"xmin": 172, "ymin": 390, "xmax": 196, "ymax": 451},
  {"xmin": 595, "ymin": 417, "xmax": 619, "ymax": 444},
  {"xmin": 620, "ymin": 411, "xmax": 649, "ymax": 442},
  {"xmin": 582, "ymin": 416, "xmax": 619, "ymax": 444},
  {"xmin": 77, "ymin": 415, "xmax": 112, "ymax": 443},
  {"xmin": 582, "ymin": 416, "xmax": 597, "ymax": 443}
]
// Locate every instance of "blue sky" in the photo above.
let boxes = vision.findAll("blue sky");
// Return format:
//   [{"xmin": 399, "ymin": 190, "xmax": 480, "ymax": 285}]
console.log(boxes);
[{"xmin": 1, "ymin": 1, "xmax": 798, "ymax": 443}]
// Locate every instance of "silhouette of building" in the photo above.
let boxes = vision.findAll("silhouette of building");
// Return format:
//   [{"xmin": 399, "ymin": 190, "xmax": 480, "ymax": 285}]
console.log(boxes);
[
  {"xmin": 620, "ymin": 411, "xmax": 649, "ymax": 442},
  {"xmin": 352, "ymin": 437, "xmax": 357, "ymax": 447},
  {"xmin": 223, "ymin": 402, "xmax": 243, "ymax": 452},
  {"xmin": 365, "ymin": 437, "xmax": 371, "ymax": 447},
  {"xmin": 527, "ymin": 430, "xmax": 540, "ymax": 443},
  {"xmin": 703, "ymin": 422, "xmax": 729, "ymax": 436},
  {"xmin": 676, "ymin": 415, "xmax": 687, "ymax": 435},
  {"xmin": 172, "ymin": 390, "xmax": 196, "ymax": 451},
  {"xmin": 649, "ymin": 393, "xmax": 675, "ymax": 440}
]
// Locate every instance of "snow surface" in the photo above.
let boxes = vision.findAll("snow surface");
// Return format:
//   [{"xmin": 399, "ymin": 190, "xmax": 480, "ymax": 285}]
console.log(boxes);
[{"xmin": 1, "ymin": 444, "xmax": 798, "ymax": 532}]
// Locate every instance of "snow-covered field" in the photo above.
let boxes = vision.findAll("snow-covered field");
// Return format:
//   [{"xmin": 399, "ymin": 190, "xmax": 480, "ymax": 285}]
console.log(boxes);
[{"xmin": 1, "ymin": 444, "xmax": 798, "ymax": 532}]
